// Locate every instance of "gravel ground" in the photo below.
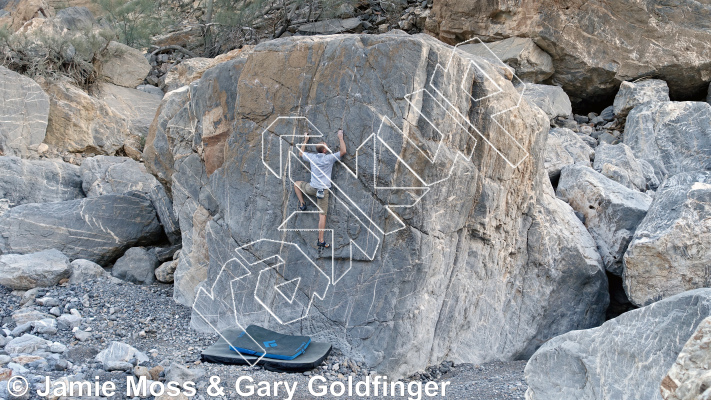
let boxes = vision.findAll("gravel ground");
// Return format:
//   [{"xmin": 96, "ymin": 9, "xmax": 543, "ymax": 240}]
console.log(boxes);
[{"xmin": 0, "ymin": 278, "xmax": 527, "ymax": 400}]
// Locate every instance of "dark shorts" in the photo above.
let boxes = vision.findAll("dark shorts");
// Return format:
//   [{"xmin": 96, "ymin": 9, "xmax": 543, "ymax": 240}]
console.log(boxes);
[{"xmin": 297, "ymin": 181, "xmax": 330, "ymax": 215}]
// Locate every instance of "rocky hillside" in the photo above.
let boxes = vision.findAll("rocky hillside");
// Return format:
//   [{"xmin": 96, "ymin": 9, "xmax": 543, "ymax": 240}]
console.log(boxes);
[{"xmin": 1, "ymin": 0, "xmax": 711, "ymax": 399}]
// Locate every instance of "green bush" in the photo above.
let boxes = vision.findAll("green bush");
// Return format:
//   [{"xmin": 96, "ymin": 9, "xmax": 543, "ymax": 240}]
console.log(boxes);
[{"xmin": 94, "ymin": 0, "xmax": 175, "ymax": 48}]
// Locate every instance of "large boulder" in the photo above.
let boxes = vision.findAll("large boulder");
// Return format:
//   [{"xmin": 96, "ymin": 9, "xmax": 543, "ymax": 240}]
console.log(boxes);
[
  {"xmin": 623, "ymin": 171, "xmax": 711, "ymax": 307},
  {"xmin": 592, "ymin": 142, "xmax": 659, "ymax": 192},
  {"xmin": 425, "ymin": 0, "xmax": 711, "ymax": 106},
  {"xmin": 111, "ymin": 247, "xmax": 159, "ymax": 284},
  {"xmin": 98, "ymin": 41, "xmax": 151, "ymax": 88},
  {"xmin": 557, "ymin": 165, "xmax": 652, "ymax": 275},
  {"xmin": 525, "ymin": 289, "xmax": 711, "ymax": 400},
  {"xmin": 0, "ymin": 249, "xmax": 70, "ymax": 289},
  {"xmin": 0, "ymin": 156, "xmax": 84, "ymax": 206},
  {"xmin": 96, "ymin": 83, "xmax": 161, "ymax": 139},
  {"xmin": 53, "ymin": 6, "xmax": 94, "ymax": 31},
  {"xmin": 544, "ymin": 127, "xmax": 593, "ymax": 181},
  {"xmin": 44, "ymin": 81, "xmax": 132, "ymax": 155},
  {"xmin": 0, "ymin": 66, "xmax": 50, "ymax": 157},
  {"xmin": 624, "ymin": 101, "xmax": 711, "ymax": 181},
  {"xmin": 613, "ymin": 79, "xmax": 670, "ymax": 119},
  {"xmin": 0, "ymin": 193, "xmax": 164, "ymax": 264},
  {"xmin": 145, "ymin": 33, "xmax": 609, "ymax": 377},
  {"xmin": 457, "ymin": 37, "xmax": 554, "ymax": 83},
  {"xmin": 522, "ymin": 84, "xmax": 572, "ymax": 119},
  {"xmin": 661, "ymin": 316, "xmax": 711, "ymax": 400},
  {"xmin": 81, "ymin": 156, "xmax": 180, "ymax": 244}
]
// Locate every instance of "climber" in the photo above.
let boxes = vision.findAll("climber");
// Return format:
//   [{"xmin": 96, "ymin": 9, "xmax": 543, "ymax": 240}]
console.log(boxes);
[{"xmin": 294, "ymin": 129, "xmax": 347, "ymax": 249}]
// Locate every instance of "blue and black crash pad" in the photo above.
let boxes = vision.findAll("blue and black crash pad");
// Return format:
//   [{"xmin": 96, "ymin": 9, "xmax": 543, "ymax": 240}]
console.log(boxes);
[
  {"xmin": 228, "ymin": 325, "xmax": 311, "ymax": 360},
  {"xmin": 201, "ymin": 326, "xmax": 331, "ymax": 372}
]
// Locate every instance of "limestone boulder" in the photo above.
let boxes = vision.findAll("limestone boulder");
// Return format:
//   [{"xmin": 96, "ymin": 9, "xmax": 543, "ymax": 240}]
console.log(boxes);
[
  {"xmin": 525, "ymin": 289, "xmax": 711, "ymax": 400},
  {"xmin": 557, "ymin": 165, "xmax": 652, "ymax": 276},
  {"xmin": 425, "ymin": 0, "xmax": 711, "ymax": 106},
  {"xmin": 96, "ymin": 83, "xmax": 161, "ymax": 139},
  {"xmin": 98, "ymin": 41, "xmax": 151, "ymax": 88},
  {"xmin": 0, "ymin": 249, "xmax": 71, "ymax": 290},
  {"xmin": 623, "ymin": 171, "xmax": 711, "ymax": 307},
  {"xmin": 155, "ymin": 259, "xmax": 178, "ymax": 283},
  {"xmin": 544, "ymin": 127, "xmax": 593, "ymax": 181},
  {"xmin": 53, "ymin": 6, "xmax": 94, "ymax": 31},
  {"xmin": 661, "ymin": 316, "xmax": 711, "ymax": 400},
  {"xmin": 592, "ymin": 143, "xmax": 659, "ymax": 192},
  {"xmin": 457, "ymin": 37, "xmax": 554, "ymax": 83},
  {"xmin": 111, "ymin": 247, "xmax": 159, "ymax": 285},
  {"xmin": 523, "ymin": 84, "xmax": 572, "ymax": 119},
  {"xmin": 623, "ymin": 101, "xmax": 711, "ymax": 181},
  {"xmin": 69, "ymin": 259, "xmax": 107, "ymax": 283},
  {"xmin": 0, "ymin": 156, "xmax": 84, "ymax": 207},
  {"xmin": 0, "ymin": 193, "xmax": 164, "ymax": 264},
  {"xmin": 0, "ymin": 66, "xmax": 50, "ymax": 157},
  {"xmin": 145, "ymin": 33, "xmax": 608, "ymax": 377},
  {"xmin": 613, "ymin": 79, "xmax": 670, "ymax": 119}
]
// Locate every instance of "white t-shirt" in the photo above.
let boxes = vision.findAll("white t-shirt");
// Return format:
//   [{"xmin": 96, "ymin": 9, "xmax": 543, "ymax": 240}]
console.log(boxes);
[{"xmin": 302, "ymin": 152, "xmax": 341, "ymax": 189}]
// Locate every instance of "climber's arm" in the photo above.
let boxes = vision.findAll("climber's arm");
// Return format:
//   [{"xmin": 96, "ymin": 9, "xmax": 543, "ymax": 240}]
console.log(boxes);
[
  {"xmin": 299, "ymin": 132, "xmax": 309, "ymax": 158},
  {"xmin": 338, "ymin": 129, "xmax": 347, "ymax": 158}
]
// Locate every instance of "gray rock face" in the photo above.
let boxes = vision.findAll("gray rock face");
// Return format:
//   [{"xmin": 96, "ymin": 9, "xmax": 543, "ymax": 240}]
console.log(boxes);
[
  {"xmin": 544, "ymin": 127, "xmax": 593, "ymax": 181},
  {"xmin": 111, "ymin": 247, "xmax": 159, "ymax": 284},
  {"xmin": 458, "ymin": 37, "xmax": 554, "ymax": 83},
  {"xmin": 525, "ymin": 289, "xmax": 711, "ymax": 400},
  {"xmin": 54, "ymin": 6, "xmax": 95, "ymax": 31},
  {"xmin": 0, "ymin": 249, "xmax": 71, "ymax": 289},
  {"xmin": 523, "ymin": 84, "xmax": 572, "ymax": 119},
  {"xmin": 97, "ymin": 83, "xmax": 161, "ymax": 139},
  {"xmin": 426, "ymin": 0, "xmax": 711, "ymax": 106},
  {"xmin": 613, "ymin": 79, "xmax": 670, "ymax": 119},
  {"xmin": 623, "ymin": 171, "xmax": 711, "ymax": 307},
  {"xmin": 0, "ymin": 156, "xmax": 84, "ymax": 207},
  {"xmin": 0, "ymin": 66, "xmax": 50, "ymax": 157},
  {"xmin": 0, "ymin": 193, "xmax": 164, "ymax": 264},
  {"xmin": 145, "ymin": 33, "xmax": 608, "ymax": 377},
  {"xmin": 661, "ymin": 316, "xmax": 711, "ymax": 400},
  {"xmin": 81, "ymin": 156, "xmax": 180, "ymax": 244},
  {"xmin": 557, "ymin": 165, "xmax": 652, "ymax": 275},
  {"xmin": 624, "ymin": 101, "xmax": 711, "ymax": 181},
  {"xmin": 593, "ymin": 143, "xmax": 659, "ymax": 192}
]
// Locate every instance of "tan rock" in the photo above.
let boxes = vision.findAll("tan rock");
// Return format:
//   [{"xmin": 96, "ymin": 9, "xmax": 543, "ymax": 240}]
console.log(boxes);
[
  {"xmin": 163, "ymin": 47, "xmax": 251, "ymax": 92},
  {"xmin": 661, "ymin": 316, "xmax": 711, "ymax": 400},
  {"xmin": 98, "ymin": 41, "xmax": 151, "ymax": 88},
  {"xmin": 0, "ymin": 0, "xmax": 52, "ymax": 32},
  {"xmin": 155, "ymin": 259, "xmax": 178, "ymax": 283}
]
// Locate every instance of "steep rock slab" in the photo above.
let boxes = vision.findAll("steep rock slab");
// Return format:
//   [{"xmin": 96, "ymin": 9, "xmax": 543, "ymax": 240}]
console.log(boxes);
[
  {"xmin": 525, "ymin": 289, "xmax": 711, "ymax": 400},
  {"xmin": 522, "ymin": 84, "xmax": 572, "ymax": 119},
  {"xmin": 98, "ymin": 41, "xmax": 151, "ymax": 88},
  {"xmin": 613, "ymin": 79, "xmax": 670, "ymax": 119},
  {"xmin": 0, "ymin": 156, "xmax": 84, "ymax": 206},
  {"xmin": 458, "ymin": 37, "xmax": 554, "ymax": 83},
  {"xmin": 145, "ymin": 33, "xmax": 609, "ymax": 377},
  {"xmin": 81, "ymin": 156, "xmax": 180, "ymax": 244},
  {"xmin": 0, "ymin": 249, "xmax": 70, "ymax": 289},
  {"xmin": 544, "ymin": 127, "xmax": 593, "ymax": 181},
  {"xmin": 425, "ymin": 0, "xmax": 711, "ymax": 105},
  {"xmin": 0, "ymin": 66, "xmax": 50, "ymax": 157},
  {"xmin": 0, "ymin": 193, "xmax": 164, "ymax": 264},
  {"xmin": 623, "ymin": 171, "xmax": 711, "ymax": 307},
  {"xmin": 624, "ymin": 101, "xmax": 711, "ymax": 181},
  {"xmin": 661, "ymin": 316, "xmax": 711, "ymax": 400},
  {"xmin": 593, "ymin": 143, "xmax": 659, "ymax": 192},
  {"xmin": 557, "ymin": 165, "xmax": 652, "ymax": 276}
]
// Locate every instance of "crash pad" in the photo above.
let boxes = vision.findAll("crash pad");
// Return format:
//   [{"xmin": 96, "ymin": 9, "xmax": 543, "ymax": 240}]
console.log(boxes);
[{"xmin": 201, "ymin": 327, "xmax": 332, "ymax": 372}]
